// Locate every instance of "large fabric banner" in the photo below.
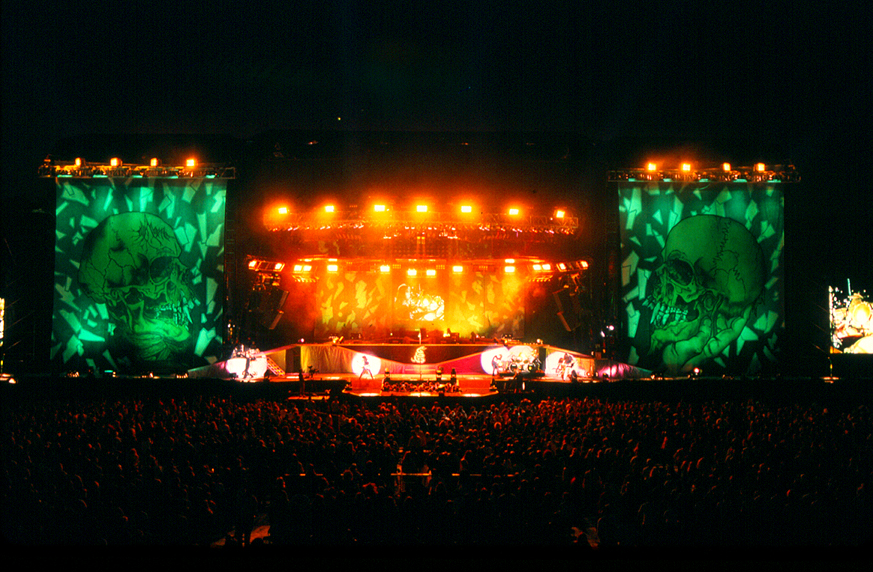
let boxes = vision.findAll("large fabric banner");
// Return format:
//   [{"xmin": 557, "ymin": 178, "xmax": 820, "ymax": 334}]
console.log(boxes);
[
  {"xmin": 52, "ymin": 178, "xmax": 226, "ymax": 373},
  {"xmin": 314, "ymin": 269, "xmax": 525, "ymax": 340},
  {"xmin": 618, "ymin": 182, "xmax": 784, "ymax": 375}
]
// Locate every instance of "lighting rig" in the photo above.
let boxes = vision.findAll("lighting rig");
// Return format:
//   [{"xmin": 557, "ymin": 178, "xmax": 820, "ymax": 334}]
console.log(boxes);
[
  {"xmin": 39, "ymin": 157, "xmax": 236, "ymax": 179},
  {"xmin": 608, "ymin": 163, "xmax": 799, "ymax": 183}
]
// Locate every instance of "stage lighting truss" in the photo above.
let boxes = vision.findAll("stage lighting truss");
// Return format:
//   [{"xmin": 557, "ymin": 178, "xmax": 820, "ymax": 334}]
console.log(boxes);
[
  {"xmin": 274, "ymin": 257, "xmax": 589, "ymax": 283},
  {"xmin": 608, "ymin": 164, "xmax": 799, "ymax": 183},
  {"xmin": 264, "ymin": 209, "xmax": 579, "ymax": 234},
  {"xmin": 39, "ymin": 158, "xmax": 237, "ymax": 179}
]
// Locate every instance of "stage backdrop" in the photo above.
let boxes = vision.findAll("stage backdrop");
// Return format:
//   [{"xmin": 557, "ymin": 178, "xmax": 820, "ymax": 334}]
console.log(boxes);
[
  {"xmin": 313, "ymin": 268, "xmax": 525, "ymax": 340},
  {"xmin": 52, "ymin": 178, "xmax": 226, "ymax": 373},
  {"xmin": 618, "ymin": 182, "xmax": 784, "ymax": 375}
]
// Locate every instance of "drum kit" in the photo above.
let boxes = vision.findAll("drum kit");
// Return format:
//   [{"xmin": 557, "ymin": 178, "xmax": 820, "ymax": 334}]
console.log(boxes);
[{"xmin": 504, "ymin": 354, "xmax": 541, "ymax": 374}]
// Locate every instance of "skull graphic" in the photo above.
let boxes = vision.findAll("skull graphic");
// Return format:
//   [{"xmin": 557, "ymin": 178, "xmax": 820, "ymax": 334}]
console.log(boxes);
[
  {"xmin": 643, "ymin": 215, "xmax": 765, "ymax": 373},
  {"xmin": 78, "ymin": 212, "xmax": 195, "ymax": 365}
]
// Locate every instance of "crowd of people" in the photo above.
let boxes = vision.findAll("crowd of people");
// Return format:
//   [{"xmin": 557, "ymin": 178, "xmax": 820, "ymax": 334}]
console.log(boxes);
[{"xmin": 2, "ymin": 388, "xmax": 872, "ymax": 549}]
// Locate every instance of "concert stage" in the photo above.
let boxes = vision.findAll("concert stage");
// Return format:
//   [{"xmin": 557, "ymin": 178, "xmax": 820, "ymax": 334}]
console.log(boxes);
[{"xmin": 187, "ymin": 341, "xmax": 648, "ymax": 399}]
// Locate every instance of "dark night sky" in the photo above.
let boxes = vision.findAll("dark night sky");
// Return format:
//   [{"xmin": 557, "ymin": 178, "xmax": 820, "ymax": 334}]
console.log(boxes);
[{"xmin": 2, "ymin": 0, "xmax": 870, "ymax": 283}]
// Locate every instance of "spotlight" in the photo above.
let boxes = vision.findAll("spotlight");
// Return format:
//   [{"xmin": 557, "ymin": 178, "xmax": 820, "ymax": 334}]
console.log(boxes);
[
  {"xmin": 461, "ymin": 205, "xmax": 473, "ymax": 213},
  {"xmin": 374, "ymin": 204, "xmax": 386, "ymax": 212},
  {"xmin": 416, "ymin": 205, "xmax": 428, "ymax": 213},
  {"xmin": 426, "ymin": 269, "xmax": 436, "ymax": 276},
  {"xmin": 74, "ymin": 158, "xmax": 83, "ymax": 167},
  {"xmin": 277, "ymin": 207, "xmax": 288, "ymax": 214},
  {"xmin": 379, "ymin": 265, "xmax": 391, "ymax": 273},
  {"xmin": 452, "ymin": 265, "xmax": 464, "ymax": 274},
  {"xmin": 505, "ymin": 265, "xmax": 516, "ymax": 273},
  {"xmin": 110, "ymin": 158, "xmax": 121, "ymax": 167},
  {"xmin": 327, "ymin": 264, "xmax": 339, "ymax": 273},
  {"xmin": 555, "ymin": 210, "xmax": 565, "ymax": 219},
  {"xmin": 508, "ymin": 208, "xmax": 519, "ymax": 216},
  {"xmin": 186, "ymin": 158, "xmax": 197, "ymax": 168},
  {"xmin": 324, "ymin": 205, "xmax": 335, "ymax": 213},
  {"xmin": 407, "ymin": 269, "xmax": 417, "ymax": 277},
  {"xmin": 722, "ymin": 162, "xmax": 732, "ymax": 171},
  {"xmin": 150, "ymin": 158, "xmax": 160, "ymax": 167},
  {"xmin": 681, "ymin": 163, "xmax": 691, "ymax": 172},
  {"xmin": 755, "ymin": 163, "xmax": 766, "ymax": 172},
  {"xmin": 647, "ymin": 162, "xmax": 657, "ymax": 171}
]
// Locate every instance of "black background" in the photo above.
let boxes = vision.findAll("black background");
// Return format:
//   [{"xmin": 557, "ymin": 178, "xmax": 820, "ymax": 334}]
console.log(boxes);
[{"xmin": 2, "ymin": 1, "xmax": 870, "ymax": 372}]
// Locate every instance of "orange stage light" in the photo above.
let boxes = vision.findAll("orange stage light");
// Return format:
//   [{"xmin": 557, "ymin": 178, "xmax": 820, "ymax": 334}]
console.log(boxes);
[
  {"xmin": 416, "ymin": 205, "xmax": 428, "ymax": 213},
  {"xmin": 460, "ymin": 205, "xmax": 473, "ymax": 213},
  {"xmin": 647, "ymin": 162, "xmax": 657, "ymax": 171},
  {"xmin": 555, "ymin": 210, "xmax": 565, "ymax": 219},
  {"xmin": 110, "ymin": 158, "xmax": 121, "ymax": 167},
  {"xmin": 324, "ymin": 205, "xmax": 335, "ymax": 213},
  {"xmin": 277, "ymin": 207, "xmax": 288, "ymax": 214},
  {"xmin": 186, "ymin": 158, "xmax": 197, "ymax": 168},
  {"xmin": 722, "ymin": 163, "xmax": 732, "ymax": 171}
]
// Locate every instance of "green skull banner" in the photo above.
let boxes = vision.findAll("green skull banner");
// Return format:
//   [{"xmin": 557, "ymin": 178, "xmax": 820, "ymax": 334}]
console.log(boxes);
[
  {"xmin": 618, "ymin": 182, "xmax": 784, "ymax": 375},
  {"xmin": 52, "ymin": 178, "xmax": 226, "ymax": 373}
]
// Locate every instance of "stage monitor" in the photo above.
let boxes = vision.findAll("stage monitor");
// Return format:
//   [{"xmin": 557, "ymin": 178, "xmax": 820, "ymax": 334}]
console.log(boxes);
[
  {"xmin": 51, "ymin": 177, "xmax": 227, "ymax": 374},
  {"xmin": 617, "ymin": 181, "xmax": 784, "ymax": 375},
  {"xmin": 830, "ymin": 282, "xmax": 873, "ymax": 354}
]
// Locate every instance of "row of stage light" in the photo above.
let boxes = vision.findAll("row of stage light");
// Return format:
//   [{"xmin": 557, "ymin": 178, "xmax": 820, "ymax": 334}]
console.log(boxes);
[
  {"xmin": 608, "ymin": 162, "xmax": 799, "ymax": 183},
  {"xmin": 265, "ymin": 203, "xmax": 579, "ymax": 234},
  {"xmin": 247, "ymin": 257, "xmax": 589, "ymax": 278},
  {"xmin": 38, "ymin": 158, "xmax": 236, "ymax": 179}
]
